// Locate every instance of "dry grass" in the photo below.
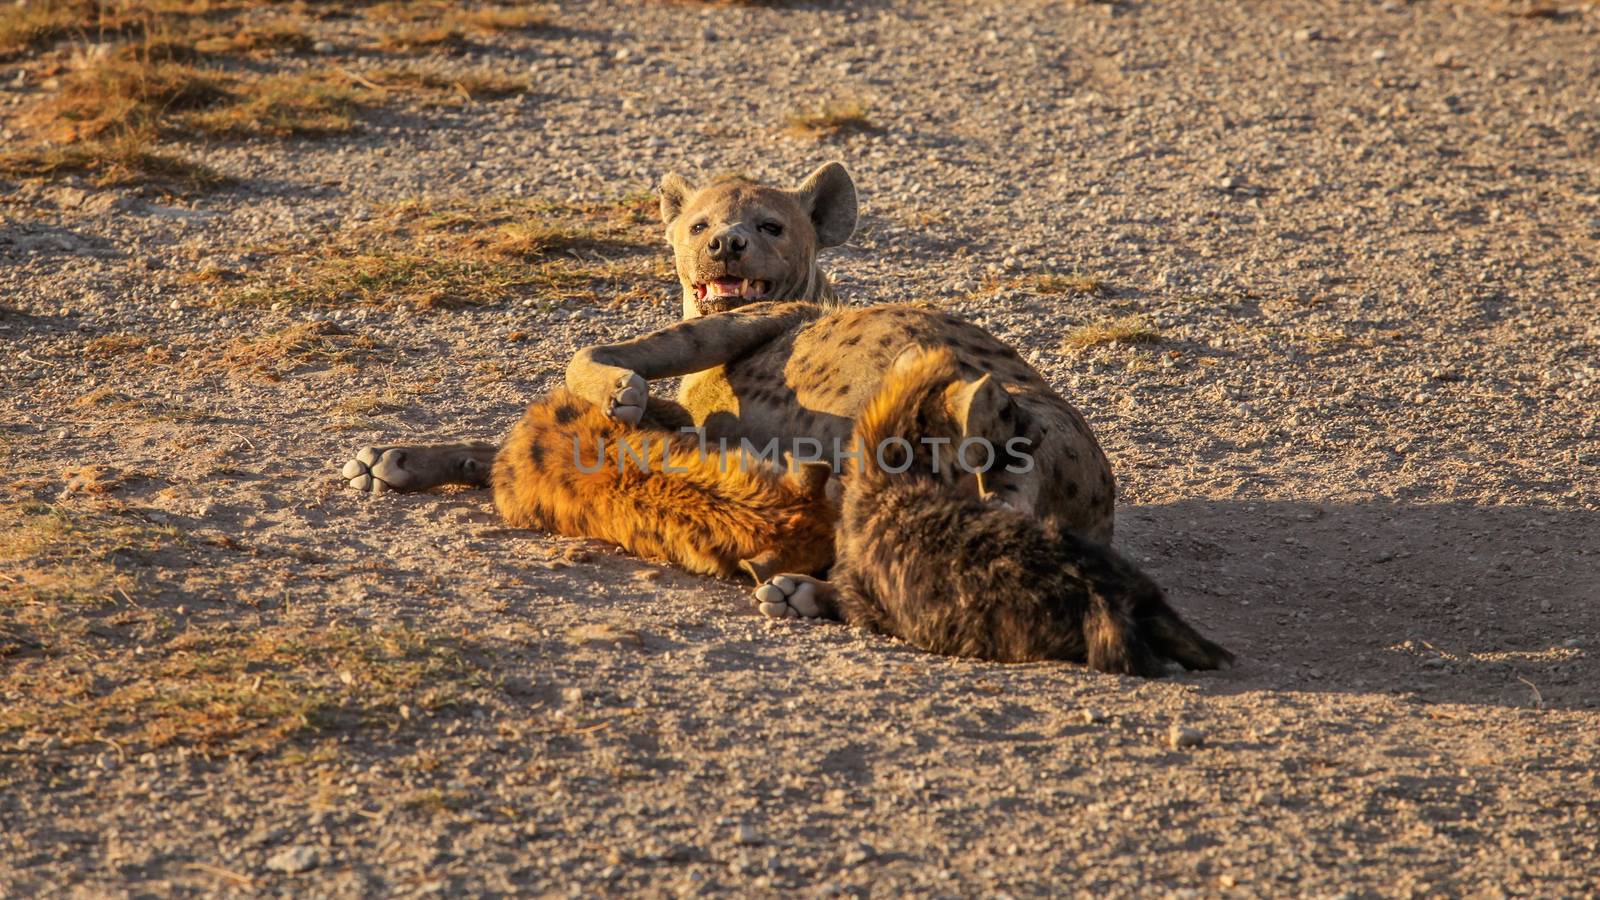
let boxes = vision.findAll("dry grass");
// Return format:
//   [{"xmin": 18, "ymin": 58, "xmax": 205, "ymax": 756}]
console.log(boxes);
[
  {"xmin": 229, "ymin": 195, "xmax": 664, "ymax": 311},
  {"xmin": 366, "ymin": 2, "xmax": 549, "ymax": 53},
  {"xmin": 0, "ymin": 2, "xmax": 544, "ymax": 187},
  {"xmin": 785, "ymin": 98, "xmax": 876, "ymax": 139},
  {"xmin": 0, "ymin": 128, "xmax": 226, "ymax": 187},
  {"xmin": 365, "ymin": 63, "xmax": 529, "ymax": 105},
  {"xmin": 220, "ymin": 320, "xmax": 386, "ymax": 381},
  {"xmin": 0, "ymin": 500, "xmax": 166, "ymax": 609},
  {"xmin": 1034, "ymin": 272, "xmax": 1111, "ymax": 297},
  {"xmin": 1061, "ymin": 315, "xmax": 1163, "ymax": 351},
  {"xmin": 180, "ymin": 70, "xmax": 363, "ymax": 137},
  {"xmin": 83, "ymin": 332, "xmax": 151, "ymax": 359},
  {"xmin": 0, "ymin": 619, "xmax": 480, "ymax": 756}
]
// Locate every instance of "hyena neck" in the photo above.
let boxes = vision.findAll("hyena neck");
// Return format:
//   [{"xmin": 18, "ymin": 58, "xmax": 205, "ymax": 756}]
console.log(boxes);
[{"xmin": 807, "ymin": 266, "xmax": 841, "ymax": 304}]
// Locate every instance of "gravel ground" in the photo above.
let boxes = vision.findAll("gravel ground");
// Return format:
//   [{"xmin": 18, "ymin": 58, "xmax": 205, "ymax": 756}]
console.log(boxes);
[{"xmin": 3, "ymin": 0, "xmax": 1599, "ymax": 895}]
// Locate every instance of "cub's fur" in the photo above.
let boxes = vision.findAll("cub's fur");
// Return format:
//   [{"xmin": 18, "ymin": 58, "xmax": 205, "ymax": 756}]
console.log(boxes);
[
  {"xmin": 491, "ymin": 391, "xmax": 836, "ymax": 581},
  {"xmin": 830, "ymin": 348, "xmax": 1233, "ymax": 676}
]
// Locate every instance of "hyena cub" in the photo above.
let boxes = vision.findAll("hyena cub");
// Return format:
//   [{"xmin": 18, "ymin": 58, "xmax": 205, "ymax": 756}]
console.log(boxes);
[
  {"xmin": 491, "ymin": 391, "xmax": 836, "ymax": 581},
  {"xmin": 829, "ymin": 348, "xmax": 1233, "ymax": 676}
]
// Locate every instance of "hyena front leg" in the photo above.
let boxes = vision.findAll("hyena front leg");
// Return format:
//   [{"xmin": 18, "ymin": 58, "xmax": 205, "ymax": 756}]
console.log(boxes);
[{"xmin": 566, "ymin": 303, "xmax": 815, "ymax": 424}]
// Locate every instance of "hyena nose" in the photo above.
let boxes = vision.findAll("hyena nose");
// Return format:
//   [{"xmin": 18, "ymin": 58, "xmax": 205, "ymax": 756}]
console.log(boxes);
[{"xmin": 708, "ymin": 228, "xmax": 747, "ymax": 261}]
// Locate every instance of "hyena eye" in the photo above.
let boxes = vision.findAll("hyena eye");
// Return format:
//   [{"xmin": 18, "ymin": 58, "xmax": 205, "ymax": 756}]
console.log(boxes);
[
  {"xmin": 759, "ymin": 221, "xmax": 783, "ymax": 236},
  {"xmin": 690, "ymin": 221, "xmax": 708, "ymax": 235}
]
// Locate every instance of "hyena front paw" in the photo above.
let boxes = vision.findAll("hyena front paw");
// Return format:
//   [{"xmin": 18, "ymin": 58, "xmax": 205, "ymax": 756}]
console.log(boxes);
[
  {"xmin": 753, "ymin": 575, "xmax": 834, "ymax": 620},
  {"xmin": 607, "ymin": 372, "xmax": 648, "ymax": 426}
]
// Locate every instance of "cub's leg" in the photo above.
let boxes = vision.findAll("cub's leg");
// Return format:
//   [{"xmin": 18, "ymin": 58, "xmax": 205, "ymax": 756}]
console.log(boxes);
[
  {"xmin": 566, "ymin": 302, "xmax": 817, "ymax": 424},
  {"xmin": 342, "ymin": 443, "xmax": 497, "ymax": 494},
  {"xmin": 752, "ymin": 574, "xmax": 840, "ymax": 621}
]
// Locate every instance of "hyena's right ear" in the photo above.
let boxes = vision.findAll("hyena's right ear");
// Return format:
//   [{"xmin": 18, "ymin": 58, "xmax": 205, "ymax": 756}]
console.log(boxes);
[
  {"xmin": 660, "ymin": 172, "xmax": 693, "ymax": 225},
  {"xmin": 947, "ymin": 374, "xmax": 1027, "ymax": 498},
  {"xmin": 784, "ymin": 460, "xmax": 832, "ymax": 499}
]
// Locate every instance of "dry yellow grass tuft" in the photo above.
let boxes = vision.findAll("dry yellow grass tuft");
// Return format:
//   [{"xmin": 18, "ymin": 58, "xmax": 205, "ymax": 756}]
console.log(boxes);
[
  {"xmin": 83, "ymin": 332, "xmax": 151, "ymax": 359},
  {"xmin": 220, "ymin": 320, "xmax": 387, "ymax": 381},
  {"xmin": 1034, "ymin": 272, "xmax": 1111, "ymax": 297},
  {"xmin": 229, "ymin": 195, "xmax": 665, "ymax": 311},
  {"xmin": 0, "ymin": 620, "xmax": 480, "ymax": 755},
  {"xmin": 180, "ymin": 70, "xmax": 363, "ymax": 137},
  {"xmin": 366, "ymin": 1, "xmax": 550, "ymax": 53},
  {"xmin": 0, "ymin": 128, "xmax": 226, "ymax": 187},
  {"xmin": 364, "ymin": 63, "xmax": 530, "ymax": 105},
  {"xmin": 1061, "ymin": 315, "xmax": 1163, "ymax": 351},
  {"xmin": 785, "ymin": 98, "xmax": 876, "ymax": 139}
]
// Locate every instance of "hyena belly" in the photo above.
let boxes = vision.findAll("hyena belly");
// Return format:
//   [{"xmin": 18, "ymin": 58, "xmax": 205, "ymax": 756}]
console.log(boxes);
[{"xmin": 491, "ymin": 391, "xmax": 835, "ymax": 580}]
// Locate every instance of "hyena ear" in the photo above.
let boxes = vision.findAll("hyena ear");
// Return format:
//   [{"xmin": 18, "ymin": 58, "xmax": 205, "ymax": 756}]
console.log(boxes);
[
  {"xmin": 784, "ymin": 460, "xmax": 832, "ymax": 499},
  {"xmin": 660, "ymin": 172, "xmax": 693, "ymax": 225},
  {"xmin": 948, "ymin": 373, "xmax": 1022, "ymax": 448},
  {"xmin": 888, "ymin": 343, "xmax": 928, "ymax": 375},
  {"xmin": 795, "ymin": 161, "xmax": 858, "ymax": 248}
]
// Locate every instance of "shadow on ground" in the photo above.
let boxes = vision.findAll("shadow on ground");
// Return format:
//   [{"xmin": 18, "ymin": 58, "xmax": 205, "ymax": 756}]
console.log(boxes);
[{"xmin": 1118, "ymin": 499, "xmax": 1599, "ymax": 711}]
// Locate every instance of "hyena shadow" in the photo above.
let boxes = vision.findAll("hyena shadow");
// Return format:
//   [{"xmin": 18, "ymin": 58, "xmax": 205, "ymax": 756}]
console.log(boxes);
[{"xmin": 1117, "ymin": 499, "xmax": 1600, "ymax": 711}]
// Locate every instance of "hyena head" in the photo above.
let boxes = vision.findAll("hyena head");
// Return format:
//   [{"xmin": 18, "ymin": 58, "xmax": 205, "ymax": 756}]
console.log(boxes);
[
  {"xmin": 852, "ymin": 347, "xmax": 1044, "ymax": 515},
  {"xmin": 658, "ymin": 162, "xmax": 857, "ymax": 318}
]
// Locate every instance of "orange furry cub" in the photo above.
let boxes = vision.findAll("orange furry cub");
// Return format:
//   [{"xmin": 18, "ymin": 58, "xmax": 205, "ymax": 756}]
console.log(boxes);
[{"xmin": 491, "ymin": 391, "xmax": 836, "ymax": 581}]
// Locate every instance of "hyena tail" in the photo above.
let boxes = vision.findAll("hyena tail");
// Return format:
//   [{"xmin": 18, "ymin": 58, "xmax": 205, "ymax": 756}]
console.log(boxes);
[
  {"xmin": 1138, "ymin": 596, "xmax": 1236, "ymax": 672},
  {"xmin": 1083, "ymin": 580, "xmax": 1235, "ymax": 676},
  {"xmin": 1083, "ymin": 588, "xmax": 1166, "ymax": 677}
]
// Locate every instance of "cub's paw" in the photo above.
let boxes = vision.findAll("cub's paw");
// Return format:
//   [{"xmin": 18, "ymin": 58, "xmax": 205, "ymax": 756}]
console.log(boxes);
[
  {"xmin": 607, "ymin": 372, "xmax": 648, "ymax": 426},
  {"xmin": 754, "ymin": 575, "xmax": 831, "ymax": 620}
]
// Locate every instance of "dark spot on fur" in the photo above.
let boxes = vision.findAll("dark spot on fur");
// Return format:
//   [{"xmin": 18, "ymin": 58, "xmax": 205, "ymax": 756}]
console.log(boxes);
[
  {"xmin": 842, "ymin": 335, "xmax": 862, "ymax": 347},
  {"xmin": 528, "ymin": 441, "xmax": 546, "ymax": 468},
  {"xmin": 878, "ymin": 334, "xmax": 895, "ymax": 347},
  {"xmin": 1066, "ymin": 480, "xmax": 1079, "ymax": 498},
  {"xmin": 553, "ymin": 403, "xmax": 581, "ymax": 425}
]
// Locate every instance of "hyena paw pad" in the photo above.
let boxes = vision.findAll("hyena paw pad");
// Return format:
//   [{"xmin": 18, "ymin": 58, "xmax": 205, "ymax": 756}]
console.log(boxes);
[
  {"xmin": 608, "ymin": 372, "xmax": 648, "ymax": 426},
  {"xmin": 341, "ymin": 446, "xmax": 407, "ymax": 493},
  {"xmin": 754, "ymin": 575, "xmax": 823, "ymax": 620}
]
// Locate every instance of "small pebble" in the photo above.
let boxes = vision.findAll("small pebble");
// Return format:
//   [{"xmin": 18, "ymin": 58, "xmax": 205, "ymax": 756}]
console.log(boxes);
[
  {"xmin": 735, "ymin": 824, "xmax": 763, "ymax": 845},
  {"xmin": 1080, "ymin": 709, "xmax": 1102, "ymax": 724},
  {"xmin": 1168, "ymin": 724, "xmax": 1205, "ymax": 749},
  {"xmin": 265, "ymin": 846, "xmax": 322, "ymax": 874}
]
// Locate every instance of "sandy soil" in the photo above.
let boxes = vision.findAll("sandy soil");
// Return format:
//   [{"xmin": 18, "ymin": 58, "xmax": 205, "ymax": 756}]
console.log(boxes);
[{"xmin": 3, "ymin": 0, "xmax": 1599, "ymax": 896}]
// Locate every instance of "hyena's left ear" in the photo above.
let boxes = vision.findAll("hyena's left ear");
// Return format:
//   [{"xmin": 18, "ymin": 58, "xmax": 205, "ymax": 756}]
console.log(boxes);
[
  {"xmin": 660, "ymin": 172, "xmax": 693, "ymax": 225},
  {"xmin": 795, "ymin": 161, "xmax": 858, "ymax": 248},
  {"xmin": 888, "ymin": 343, "xmax": 928, "ymax": 375}
]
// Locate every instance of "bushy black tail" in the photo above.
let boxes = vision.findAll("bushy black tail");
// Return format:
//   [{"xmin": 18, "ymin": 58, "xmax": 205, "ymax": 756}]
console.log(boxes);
[{"xmin": 1074, "ymin": 536, "xmax": 1234, "ymax": 676}]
